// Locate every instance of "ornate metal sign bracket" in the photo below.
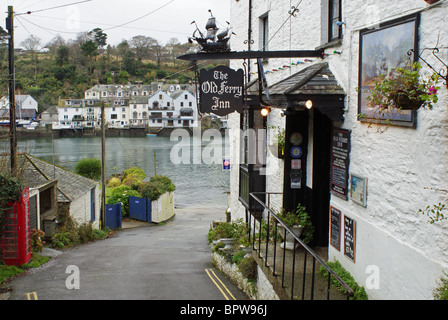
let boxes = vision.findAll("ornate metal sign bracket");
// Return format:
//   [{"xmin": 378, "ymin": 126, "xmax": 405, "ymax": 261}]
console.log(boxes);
[{"xmin": 408, "ymin": 48, "xmax": 448, "ymax": 87}]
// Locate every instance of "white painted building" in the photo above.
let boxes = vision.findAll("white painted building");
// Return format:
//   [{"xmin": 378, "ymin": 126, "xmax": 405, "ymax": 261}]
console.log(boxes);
[
  {"xmin": 54, "ymin": 85, "xmax": 199, "ymax": 129},
  {"xmin": 227, "ymin": 0, "xmax": 448, "ymax": 300},
  {"xmin": 0, "ymin": 94, "xmax": 39, "ymax": 120}
]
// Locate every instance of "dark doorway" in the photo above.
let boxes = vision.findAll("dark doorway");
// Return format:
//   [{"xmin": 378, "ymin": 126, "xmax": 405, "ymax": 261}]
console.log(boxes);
[
  {"xmin": 310, "ymin": 108, "xmax": 332, "ymax": 246},
  {"xmin": 283, "ymin": 108, "xmax": 333, "ymax": 247}
]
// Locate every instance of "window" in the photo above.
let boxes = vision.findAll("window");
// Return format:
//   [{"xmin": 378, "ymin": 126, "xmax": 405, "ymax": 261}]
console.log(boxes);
[
  {"xmin": 111, "ymin": 114, "xmax": 117, "ymax": 119},
  {"xmin": 239, "ymin": 108, "xmax": 267, "ymax": 208},
  {"xmin": 328, "ymin": 0, "xmax": 342, "ymax": 42},
  {"xmin": 260, "ymin": 14, "xmax": 269, "ymax": 51}
]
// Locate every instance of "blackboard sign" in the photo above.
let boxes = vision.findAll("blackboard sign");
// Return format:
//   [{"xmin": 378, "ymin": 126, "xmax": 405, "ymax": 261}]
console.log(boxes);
[
  {"xmin": 199, "ymin": 66, "xmax": 244, "ymax": 116},
  {"xmin": 344, "ymin": 215, "xmax": 356, "ymax": 262},
  {"xmin": 331, "ymin": 128, "xmax": 351, "ymax": 200},
  {"xmin": 330, "ymin": 207, "xmax": 341, "ymax": 251}
]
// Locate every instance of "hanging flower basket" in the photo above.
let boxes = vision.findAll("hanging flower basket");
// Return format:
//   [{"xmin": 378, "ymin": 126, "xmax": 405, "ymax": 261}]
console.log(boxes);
[
  {"xmin": 390, "ymin": 89, "xmax": 425, "ymax": 110},
  {"xmin": 365, "ymin": 62, "xmax": 440, "ymax": 113}
]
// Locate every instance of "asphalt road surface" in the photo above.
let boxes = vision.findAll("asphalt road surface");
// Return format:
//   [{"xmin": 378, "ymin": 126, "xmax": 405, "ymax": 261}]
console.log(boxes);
[{"xmin": 6, "ymin": 205, "xmax": 249, "ymax": 301}]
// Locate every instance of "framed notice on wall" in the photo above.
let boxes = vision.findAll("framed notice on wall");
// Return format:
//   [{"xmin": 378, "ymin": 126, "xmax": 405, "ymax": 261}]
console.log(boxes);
[
  {"xmin": 344, "ymin": 215, "xmax": 356, "ymax": 262},
  {"xmin": 350, "ymin": 174, "xmax": 367, "ymax": 207},
  {"xmin": 330, "ymin": 207, "xmax": 341, "ymax": 251},
  {"xmin": 331, "ymin": 128, "xmax": 351, "ymax": 200}
]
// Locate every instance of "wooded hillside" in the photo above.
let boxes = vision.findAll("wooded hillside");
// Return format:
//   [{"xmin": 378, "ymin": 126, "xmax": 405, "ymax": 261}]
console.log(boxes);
[{"xmin": 0, "ymin": 28, "xmax": 227, "ymax": 112}]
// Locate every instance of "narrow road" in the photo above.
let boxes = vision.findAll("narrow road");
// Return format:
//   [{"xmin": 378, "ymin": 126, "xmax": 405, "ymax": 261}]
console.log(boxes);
[{"xmin": 7, "ymin": 205, "xmax": 249, "ymax": 301}]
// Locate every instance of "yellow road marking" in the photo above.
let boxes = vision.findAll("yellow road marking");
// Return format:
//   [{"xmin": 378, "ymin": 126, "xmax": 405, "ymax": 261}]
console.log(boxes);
[
  {"xmin": 25, "ymin": 292, "xmax": 38, "ymax": 300},
  {"xmin": 205, "ymin": 268, "xmax": 236, "ymax": 300}
]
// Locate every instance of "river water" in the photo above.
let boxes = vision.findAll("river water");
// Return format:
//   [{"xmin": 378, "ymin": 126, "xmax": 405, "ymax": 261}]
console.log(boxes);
[{"xmin": 14, "ymin": 135, "xmax": 230, "ymax": 210}]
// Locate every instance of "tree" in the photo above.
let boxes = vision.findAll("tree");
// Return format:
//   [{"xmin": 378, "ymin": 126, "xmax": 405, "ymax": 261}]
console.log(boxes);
[
  {"xmin": 56, "ymin": 45, "xmax": 70, "ymax": 66},
  {"xmin": 129, "ymin": 35, "xmax": 158, "ymax": 61},
  {"xmin": 89, "ymin": 28, "xmax": 107, "ymax": 49},
  {"xmin": 81, "ymin": 40, "xmax": 98, "ymax": 73},
  {"xmin": 74, "ymin": 158, "xmax": 102, "ymax": 180},
  {"xmin": 21, "ymin": 35, "xmax": 42, "ymax": 80},
  {"xmin": 118, "ymin": 70, "xmax": 130, "ymax": 84}
]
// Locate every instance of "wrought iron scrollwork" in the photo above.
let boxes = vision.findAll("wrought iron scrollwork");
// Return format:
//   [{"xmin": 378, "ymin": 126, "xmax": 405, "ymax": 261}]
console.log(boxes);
[
  {"xmin": 288, "ymin": 6, "xmax": 299, "ymax": 17},
  {"xmin": 408, "ymin": 48, "xmax": 447, "ymax": 86}
]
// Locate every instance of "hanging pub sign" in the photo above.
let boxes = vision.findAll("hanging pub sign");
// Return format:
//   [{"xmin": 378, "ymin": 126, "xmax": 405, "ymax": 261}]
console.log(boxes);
[
  {"xmin": 199, "ymin": 65, "xmax": 244, "ymax": 116},
  {"xmin": 330, "ymin": 128, "xmax": 351, "ymax": 200}
]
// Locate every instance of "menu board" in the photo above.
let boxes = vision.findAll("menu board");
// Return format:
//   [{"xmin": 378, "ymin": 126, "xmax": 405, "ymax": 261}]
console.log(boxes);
[
  {"xmin": 331, "ymin": 128, "xmax": 351, "ymax": 200},
  {"xmin": 344, "ymin": 215, "xmax": 356, "ymax": 262},
  {"xmin": 330, "ymin": 207, "xmax": 341, "ymax": 251}
]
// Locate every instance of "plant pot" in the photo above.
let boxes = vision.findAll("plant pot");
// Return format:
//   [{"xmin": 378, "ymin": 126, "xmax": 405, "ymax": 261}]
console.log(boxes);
[
  {"xmin": 278, "ymin": 225, "xmax": 303, "ymax": 250},
  {"xmin": 219, "ymin": 238, "xmax": 235, "ymax": 249},
  {"xmin": 391, "ymin": 91, "xmax": 423, "ymax": 110},
  {"xmin": 424, "ymin": 0, "xmax": 440, "ymax": 4}
]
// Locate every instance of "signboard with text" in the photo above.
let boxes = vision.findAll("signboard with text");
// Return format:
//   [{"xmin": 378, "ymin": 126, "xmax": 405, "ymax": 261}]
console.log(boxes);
[
  {"xmin": 199, "ymin": 66, "xmax": 244, "ymax": 116},
  {"xmin": 330, "ymin": 128, "xmax": 351, "ymax": 200}
]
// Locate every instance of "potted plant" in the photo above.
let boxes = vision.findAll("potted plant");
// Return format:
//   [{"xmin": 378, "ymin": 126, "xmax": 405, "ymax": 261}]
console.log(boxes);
[
  {"xmin": 365, "ymin": 61, "xmax": 440, "ymax": 113},
  {"xmin": 277, "ymin": 204, "xmax": 314, "ymax": 249}
]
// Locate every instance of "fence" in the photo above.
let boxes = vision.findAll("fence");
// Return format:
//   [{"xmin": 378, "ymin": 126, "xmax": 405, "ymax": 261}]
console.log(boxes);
[
  {"xmin": 105, "ymin": 203, "xmax": 122, "ymax": 230},
  {"xmin": 129, "ymin": 196, "xmax": 152, "ymax": 223},
  {"xmin": 248, "ymin": 192, "xmax": 354, "ymax": 300}
]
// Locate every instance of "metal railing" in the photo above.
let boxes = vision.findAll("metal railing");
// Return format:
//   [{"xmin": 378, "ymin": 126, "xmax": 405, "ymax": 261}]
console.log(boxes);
[{"xmin": 248, "ymin": 192, "xmax": 354, "ymax": 300}]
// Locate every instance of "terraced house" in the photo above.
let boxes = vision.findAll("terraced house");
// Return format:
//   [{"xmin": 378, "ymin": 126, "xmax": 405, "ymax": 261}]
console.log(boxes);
[
  {"xmin": 226, "ymin": 0, "xmax": 447, "ymax": 299},
  {"xmin": 54, "ymin": 82, "xmax": 198, "ymax": 130}
]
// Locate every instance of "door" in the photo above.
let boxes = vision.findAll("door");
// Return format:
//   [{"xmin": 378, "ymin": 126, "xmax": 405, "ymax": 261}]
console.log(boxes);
[
  {"xmin": 283, "ymin": 108, "xmax": 332, "ymax": 246},
  {"xmin": 311, "ymin": 109, "xmax": 332, "ymax": 246},
  {"xmin": 90, "ymin": 188, "xmax": 95, "ymax": 222}
]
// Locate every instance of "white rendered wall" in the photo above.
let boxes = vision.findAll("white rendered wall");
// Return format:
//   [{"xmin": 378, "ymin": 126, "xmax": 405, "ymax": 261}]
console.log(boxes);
[{"xmin": 229, "ymin": 0, "xmax": 448, "ymax": 299}]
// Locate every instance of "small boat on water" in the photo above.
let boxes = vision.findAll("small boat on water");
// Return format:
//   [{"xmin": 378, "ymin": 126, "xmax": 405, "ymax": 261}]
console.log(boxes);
[{"xmin": 146, "ymin": 133, "xmax": 157, "ymax": 137}]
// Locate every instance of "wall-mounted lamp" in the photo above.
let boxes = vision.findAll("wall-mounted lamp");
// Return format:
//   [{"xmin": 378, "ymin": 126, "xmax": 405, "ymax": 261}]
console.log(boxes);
[
  {"xmin": 261, "ymin": 107, "xmax": 271, "ymax": 116},
  {"xmin": 298, "ymin": 100, "xmax": 313, "ymax": 109},
  {"xmin": 336, "ymin": 21, "xmax": 346, "ymax": 26}
]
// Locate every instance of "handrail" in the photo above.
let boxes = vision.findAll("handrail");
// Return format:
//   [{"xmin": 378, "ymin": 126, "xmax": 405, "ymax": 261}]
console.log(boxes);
[{"xmin": 249, "ymin": 191, "xmax": 355, "ymax": 299}]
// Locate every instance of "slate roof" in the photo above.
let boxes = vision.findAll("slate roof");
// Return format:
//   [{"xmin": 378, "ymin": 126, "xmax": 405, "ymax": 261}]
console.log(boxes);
[
  {"xmin": 268, "ymin": 62, "xmax": 345, "ymax": 96},
  {"xmin": 22, "ymin": 154, "xmax": 98, "ymax": 203},
  {"xmin": 248, "ymin": 62, "xmax": 345, "ymax": 96}
]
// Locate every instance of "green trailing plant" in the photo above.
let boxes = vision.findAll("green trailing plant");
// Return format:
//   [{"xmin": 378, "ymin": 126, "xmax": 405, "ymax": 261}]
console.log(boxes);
[
  {"xmin": 237, "ymin": 255, "xmax": 257, "ymax": 282},
  {"xmin": 433, "ymin": 272, "xmax": 448, "ymax": 300},
  {"xmin": 365, "ymin": 61, "xmax": 440, "ymax": 114},
  {"xmin": 74, "ymin": 158, "xmax": 102, "ymax": 180},
  {"xmin": 319, "ymin": 260, "xmax": 368, "ymax": 300}
]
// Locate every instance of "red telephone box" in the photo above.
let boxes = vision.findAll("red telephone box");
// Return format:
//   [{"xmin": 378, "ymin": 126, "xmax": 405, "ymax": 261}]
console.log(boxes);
[{"xmin": 1, "ymin": 188, "xmax": 32, "ymax": 266}]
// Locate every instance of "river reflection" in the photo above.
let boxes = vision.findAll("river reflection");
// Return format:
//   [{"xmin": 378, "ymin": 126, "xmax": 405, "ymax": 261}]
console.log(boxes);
[{"xmin": 15, "ymin": 135, "xmax": 230, "ymax": 210}]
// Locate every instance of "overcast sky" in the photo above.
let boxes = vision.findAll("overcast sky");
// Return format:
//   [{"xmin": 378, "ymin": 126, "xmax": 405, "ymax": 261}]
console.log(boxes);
[{"xmin": 1, "ymin": 0, "xmax": 231, "ymax": 47}]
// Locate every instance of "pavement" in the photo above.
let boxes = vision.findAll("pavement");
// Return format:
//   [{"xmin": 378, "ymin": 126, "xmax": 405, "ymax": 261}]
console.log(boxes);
[{"xmin": 1, "ymin": 204, "xmax": 249, "ymax": 301}]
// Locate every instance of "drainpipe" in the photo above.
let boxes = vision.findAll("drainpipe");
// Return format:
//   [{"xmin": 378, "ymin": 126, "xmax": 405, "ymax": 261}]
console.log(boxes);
[{"xmin": 247, "ymin": 0, "xmax": 252, "ymax": 82}]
